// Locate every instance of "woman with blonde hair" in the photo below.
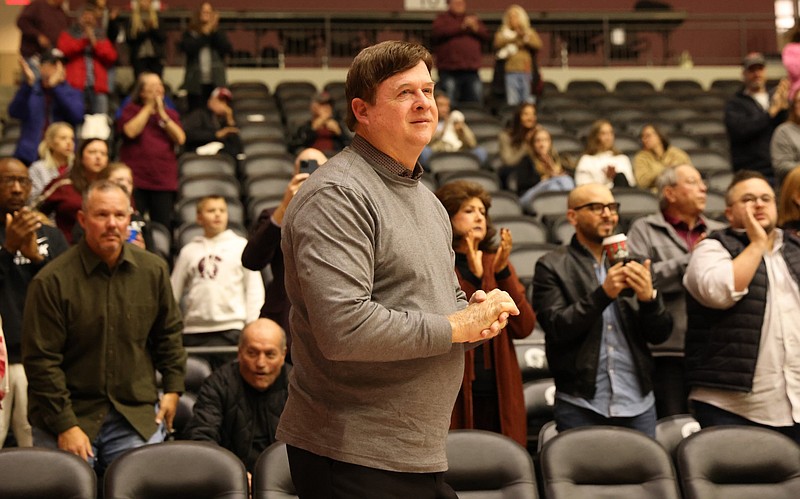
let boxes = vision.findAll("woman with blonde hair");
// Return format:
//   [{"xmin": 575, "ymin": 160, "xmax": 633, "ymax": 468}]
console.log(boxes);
[
  {"xmin": 575, "ymin": 119, "xmax": 636, "ymax": 188},
  {"xmin": 779, "ymin": 166, "xmax": 800, "ymax": 234},
  {"xmin": 127, "ymin": 0, "xmax": 166, "ymax": 77},
  {"xmin": 494, "ymin": 5, "xmax": 542, "ymax": 106},
  {"xmin": 28, "ymin": 122, "xmax": 74, "ymax": 203}
]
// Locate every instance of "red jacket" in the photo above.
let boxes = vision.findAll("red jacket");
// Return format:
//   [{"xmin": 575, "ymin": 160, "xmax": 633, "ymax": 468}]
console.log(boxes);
[
  {"xmin": 57, "ymin": 30, "xmax": 117, "ymax": 95},
  {"xmin": 450, "ymin": 253, "xmax": 536, "ymax": 446}
]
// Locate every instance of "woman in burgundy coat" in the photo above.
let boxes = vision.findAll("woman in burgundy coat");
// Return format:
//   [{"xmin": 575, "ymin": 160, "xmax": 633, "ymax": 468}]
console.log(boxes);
[{"xmin": 436, "ymin": 180, "xmax": 536, "ymax": 446}]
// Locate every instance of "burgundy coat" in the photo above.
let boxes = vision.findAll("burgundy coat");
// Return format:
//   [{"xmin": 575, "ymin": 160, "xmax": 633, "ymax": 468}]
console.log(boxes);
[{"xmin": 450, "ymin": 252, "xmax": 535, "ymax": 446}]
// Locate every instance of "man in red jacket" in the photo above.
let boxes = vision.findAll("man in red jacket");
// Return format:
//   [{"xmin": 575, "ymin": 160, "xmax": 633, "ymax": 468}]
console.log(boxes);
[{"xmin": 58, "ymin": 6, "xmax": 117, "ymax": 115}]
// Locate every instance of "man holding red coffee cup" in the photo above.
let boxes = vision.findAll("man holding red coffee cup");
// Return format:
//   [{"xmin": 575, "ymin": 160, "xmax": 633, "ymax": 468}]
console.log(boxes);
[{"xmin": 532, "ymin": 183, "xmax": 672, "ymax": 437}]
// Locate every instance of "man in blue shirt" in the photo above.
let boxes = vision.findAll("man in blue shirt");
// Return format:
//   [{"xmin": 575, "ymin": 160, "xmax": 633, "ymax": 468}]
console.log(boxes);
[{"xmin": 532, "ymin": 183, "xmax": 672, "ymax": 437}]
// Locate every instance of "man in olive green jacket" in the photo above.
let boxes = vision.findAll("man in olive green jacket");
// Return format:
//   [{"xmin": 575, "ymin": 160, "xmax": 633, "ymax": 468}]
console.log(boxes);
[{"xmin": 22, "ymin": 180, "xmax": 185, "ymax": 475}]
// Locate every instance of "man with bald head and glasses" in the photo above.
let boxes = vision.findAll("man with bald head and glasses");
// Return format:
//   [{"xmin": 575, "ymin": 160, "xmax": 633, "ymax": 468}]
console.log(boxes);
[
  {"xmin": 0, "ymin": 157, "xmax": 67, "ymax": 449},
  {"xmin": 532, "ymin": 183, "xmax": 672, "ymax": 437},
  {"xmin": 684, "ymin": 170, "xmax": 800, "ymax": 442}
]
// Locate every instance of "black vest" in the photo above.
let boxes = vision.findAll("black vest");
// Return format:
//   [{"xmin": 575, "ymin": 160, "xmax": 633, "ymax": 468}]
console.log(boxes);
[{"xmin": 685, "ymin": 229, "xmax": 800, "ymax": 391}]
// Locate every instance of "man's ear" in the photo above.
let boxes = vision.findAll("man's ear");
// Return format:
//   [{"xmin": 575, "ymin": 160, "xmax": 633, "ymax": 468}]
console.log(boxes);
[
  {"xmin": 351, "ymin": 98, "xmax": 369, "ymax": 127},
  {"xmin": 77, "ymin": 210, "xmax": 86, "ymax": 230}
]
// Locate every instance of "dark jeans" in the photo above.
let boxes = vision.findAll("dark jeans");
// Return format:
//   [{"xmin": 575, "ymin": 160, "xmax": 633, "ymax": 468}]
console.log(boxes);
[
  {"xmin": 691, "ymin": 400, "xmax": 800, "ymax": 445},
  {"xmin": 437, "ymin": 69, "xmax": 483, "ymax": 106},
  {"xmin": 182, "ymin": 329, "xmax": 239, "ymax": 370},
  {"xmin": 554, "ymin": 398, "xmax": 657, "ymax": 438},
  {"xmin": 133, "ymin": 188, "xmax": 176, "ymax": 229},
  {"xmin": 286, "ymin": 445, "xmax": 458, "ymax": 499}
]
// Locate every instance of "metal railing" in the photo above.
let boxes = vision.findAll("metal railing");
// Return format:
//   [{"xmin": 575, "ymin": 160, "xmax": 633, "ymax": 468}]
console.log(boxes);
[{"xmin": 118, "ymin": 10, "xmax": 778, "ymax": 69}]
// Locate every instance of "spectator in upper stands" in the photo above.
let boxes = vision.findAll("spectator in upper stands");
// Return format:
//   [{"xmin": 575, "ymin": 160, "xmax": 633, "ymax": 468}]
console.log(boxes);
[
  {"xmin": 126, "ymin": 0, "xmax": 166, "ymax": 78},
  {"xmin": 627, "ymin": 165, "xmax": 726, "ymax": 418},
  {"xmin": 770, "ymin": 92, "xmax": 800, "ymax": 186},
  {"xmin": 435, "ymin": 180, "xmax": 535, "ymax": 447},
  {"xmin": 575, "ymin": 119, "xmax": 636, "ymax": 188},
  {"xmin": 633, "ymin": 124, "xmax": 691, "ymax": 191},
  {"xmin": 16, "ymin": 0, "xmax": 69, "ymax": 75},
  {"xmin": 183, "ymin": 318, "xmax": 289, "ymax": 474},
  {"xmin": 516, "ymin": 125, "xmax": 575, "ymax": 206},
  {"xmin": 171, "ymin": 196, "xmax": 264, "ymax": 368},
  {"xmin": 23, "ymin": 180, "xmax": 186, "ymax": 475},
  {"xmin": 118, "ymin": 72, "xmax": 185, "ymax": 229},
  {"xmin": 419, "ymin": 93, "xmax": 487, "ymax": 167},
  {"xmin": 183, "ymin": 86, "xmax": 242, "ymax": 158},
  {"xmin": 532, "ymin": 183, "xmax": 672, "ymax": 437},
  {"xmin": 724, "ymin": 52, "xmax": 789, "ymax": 184},
  {"xmin": 8, "ymin": 51, "xmax": 83, "ymax": 167},
  {"xmin": 180, "ymin": 2, "xmax": 232, "ymax": 112},
  {"xmin": 289, "ymin": 91, "xmax": 349, "ymax": 156},
  {"xmin": 37, "ymin": 137, "xmax": 109, "ymax": 244},
  {"xmin": 779, "ymin": 166, "xmax": 800, "ymax": 235},
  {"xmin": 431, "ymin": 0, "xmax": 489, "ymax": 106},
  {"xmin": 241, "ymin": 148, "xmax": 329, "ymax": 361},
  {"xmin": 28, "ymin": 122, "xmax": 74, "ymax": 203},
  {"xmin": 494, "ymin": 5, "xmax": 542, "ymax": 106},
  {"xmin": 683, "ymin": 170, "xmax": 800, "ymax": 443},
  {"xmin": 498, "ymin": 102, "xmax": 537, "ymax": 172},
  {"xmin": 0, "ymin": 158, "xmax": 68, "ymax": 448},
  {"xmin": 57, "ymin": 5, "xmax": 118, "ymax": 115}
]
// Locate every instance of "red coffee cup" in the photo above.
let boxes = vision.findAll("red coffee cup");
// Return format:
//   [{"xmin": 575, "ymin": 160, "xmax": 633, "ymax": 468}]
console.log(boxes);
[{"xmin": 602, "ymin": 234, "xmax": 630, "ymax": 265}]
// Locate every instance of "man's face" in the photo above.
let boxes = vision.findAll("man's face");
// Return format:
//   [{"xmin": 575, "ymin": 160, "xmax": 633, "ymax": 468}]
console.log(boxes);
[
  {"xmin": 356, "ymin": 60, "xmax": 437, "ymax": 160},
  {"xmin": 665, "ymin": 165, "xmax": 707, "ymax": 218},
  {"xmin": 238, "ymin": 325, "xmax": 286, "ymax": 391},
  {"xmin": 725, "ymin": 178, "xmax": 777, "ymax": 233},
  {"xmin": 0, "ymin": 160, "xmax": 32, "ymax": 215},
  {"xmin": 293, "ymin": 148, "xmax": 328, "ymax": 175},
  {"xmin": 78, "ymin": 188, "xmax": 131, "ymax": 263},
  {"xmin": 449, "ymin": 0, "xmax": 466, "ymax": 15},
  {"xmin": 196, "ymin": 198, "xmax": 228, "ymax": 237},
  {"xmin": 743, "ymin": 65, "xmax": 766, "ymax": 93},
  {"xmin": 568, "ymin": 185, "xmax": 618, "ymax": 245}
]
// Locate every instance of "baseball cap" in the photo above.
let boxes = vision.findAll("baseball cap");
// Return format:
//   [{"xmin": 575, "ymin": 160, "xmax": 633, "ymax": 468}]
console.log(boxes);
[
  {"xmin": 742, "ymin": 52, "xmax": 766, "ymax": 70},
  {"xmin": 40, "ymin": 48, "xmax": 65, "ymax": 65},
  {"xmin": 210, "ymin": 87, "xmax": 232, "ymax": 102}
]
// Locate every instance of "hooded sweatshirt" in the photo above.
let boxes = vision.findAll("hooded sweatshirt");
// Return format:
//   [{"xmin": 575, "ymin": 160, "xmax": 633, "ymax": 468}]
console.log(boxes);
[{"xmin": 171, "ymin": 229, "xmax": 264, "ymax": 334}]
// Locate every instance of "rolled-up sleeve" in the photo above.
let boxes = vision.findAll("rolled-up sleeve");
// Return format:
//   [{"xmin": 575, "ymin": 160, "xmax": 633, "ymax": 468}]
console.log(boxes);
[{"xmin": 683, "ymin": 238, "xmax": 747, "ymax": 309}]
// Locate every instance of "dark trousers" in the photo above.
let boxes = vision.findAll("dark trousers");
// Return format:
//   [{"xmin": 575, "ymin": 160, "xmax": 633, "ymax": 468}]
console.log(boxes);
[
  {"xmin": 652, "ymin": 356, "xmax": 689, "ymax": 418},
  {"xmin": 554, "ymin": 398, "xmax": 657, "ymax": 438},
  {"xmin": 286, "ymin": 445, "xmax": 458, "ymax": 499},
  {"xmin": 691, "ymin": 400, "xmax": 800, "ymax": 445},
  {"xmin": 133, "ymin": 188, "xmax": 175, "ymax": 229}
]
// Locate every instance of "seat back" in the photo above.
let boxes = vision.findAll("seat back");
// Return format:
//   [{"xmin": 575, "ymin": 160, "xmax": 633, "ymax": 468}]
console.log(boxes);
[
  {"xmin": 104, "ymin": 441, "xmax": 248, "ymax": 499},
  {"xmin": 253, "ymin": 442, "xmax": 298, "ymax": 499},
  {"xmin": 541, "ymin": 426, "xmax": 681, "ymax": 499},
  {"xmin": 677, "ymin": 425, "xmax": 800, "ymax": 499},
  {"xmin": 494, "ymin": 216, "xmax": 549, "ymax": 245},
  {"xmin": 444, "ymin": 430, "xmax": 539, "ymax": 498},
  {"xmin": 0, "ymin": 447, "xmax": 97, "ymax": 499}
]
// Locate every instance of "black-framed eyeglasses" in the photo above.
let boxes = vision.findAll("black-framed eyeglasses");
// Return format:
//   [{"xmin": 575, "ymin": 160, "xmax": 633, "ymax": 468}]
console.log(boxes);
[
  {"xmin": 0, "ymin": 176, "xmax": 32, "ymax": 188},
  {"xmin": 572, "ymin": 202, "xmax": 620, "ymax": 215}
]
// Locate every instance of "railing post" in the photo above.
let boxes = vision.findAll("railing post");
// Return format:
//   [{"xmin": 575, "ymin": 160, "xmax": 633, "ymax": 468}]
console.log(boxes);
[
  {"xmin": 602, "ymin": 16, "xmax": 610, "ymax": 66},
  {"xmin": 323, "ymin": 16, "xmax": 332, "ymax": 69}
]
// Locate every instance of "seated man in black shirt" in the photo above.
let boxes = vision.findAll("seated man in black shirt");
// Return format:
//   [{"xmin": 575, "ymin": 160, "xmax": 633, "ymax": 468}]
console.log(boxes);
[{"xmin": 183, "ymin": 318, "xmax": 289, "ymax": 474}]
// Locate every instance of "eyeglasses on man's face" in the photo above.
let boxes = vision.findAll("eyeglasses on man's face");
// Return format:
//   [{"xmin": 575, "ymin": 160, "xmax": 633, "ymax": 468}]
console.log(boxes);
[
  {"xmin": 572, "ymin": 202, "xmax": 621, "ymax": 215},
  {"xmin": 734, "ymin": 194, "xmax": 774, "ymax": 206},
  {"xmin": 0, "ymin": 176, "xmax": 32, "ymax": 188}
]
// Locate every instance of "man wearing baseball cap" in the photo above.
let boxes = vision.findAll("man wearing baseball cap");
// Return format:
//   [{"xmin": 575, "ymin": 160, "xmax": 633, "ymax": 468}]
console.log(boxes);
[
  {"xmin": 183, "ymin": 86, "xmax": 242, "ymax": 158},
  {"xmin": 724, "ymin": 52, "xmax": 789, "ymax": 184},
  {"xmin": 7, "ymin": 48, "xmax": 84, "ymax": 166}
]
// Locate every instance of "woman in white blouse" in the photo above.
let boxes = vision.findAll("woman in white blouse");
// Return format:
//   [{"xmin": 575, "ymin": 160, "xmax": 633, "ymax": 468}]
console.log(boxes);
[{"xmin": 575, "ymin": 119, "xmax": 636, "ymax": 188}]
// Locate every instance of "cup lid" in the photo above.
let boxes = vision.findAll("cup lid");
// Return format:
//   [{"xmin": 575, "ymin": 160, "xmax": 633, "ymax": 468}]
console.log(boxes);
[{"xmin": 602, "ymin": 234, "xmax": 627, "ymax": 245}]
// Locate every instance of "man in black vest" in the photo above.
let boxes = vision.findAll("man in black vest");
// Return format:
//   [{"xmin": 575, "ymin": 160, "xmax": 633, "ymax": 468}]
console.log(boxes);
[{"xmin": 684, "ymin": 170, "xmax": 800, "ymax": 443}]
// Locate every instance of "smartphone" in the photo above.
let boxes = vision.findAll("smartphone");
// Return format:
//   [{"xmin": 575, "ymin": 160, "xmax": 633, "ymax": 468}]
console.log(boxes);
[{"xmin": 299, "ymin": 159, "xmax": 318, "ymax": 175}]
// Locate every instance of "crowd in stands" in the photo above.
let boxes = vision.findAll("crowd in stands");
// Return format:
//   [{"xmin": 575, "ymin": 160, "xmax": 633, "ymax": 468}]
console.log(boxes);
[{"xmin": 2, "ymin": 0, "xmax": 800, "ymax": 497}]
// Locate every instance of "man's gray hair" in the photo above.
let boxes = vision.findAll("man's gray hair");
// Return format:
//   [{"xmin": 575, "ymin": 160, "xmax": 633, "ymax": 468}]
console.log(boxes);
[
  {"xmin": 654, "ymin": 166, "xmax": 681, "ymax": 211},
  {"xmin": 82, "ymin": 180, "xmax": 132, "ymax": 212}
]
